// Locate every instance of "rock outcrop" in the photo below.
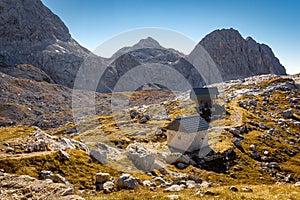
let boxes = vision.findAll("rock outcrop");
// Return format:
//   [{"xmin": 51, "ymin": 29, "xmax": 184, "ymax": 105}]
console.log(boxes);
[
  {"xmin": 0, "ymin": 171, "xmax": 83, "ymax": 200},
  {"xmin": 0, "ymin": 72, "xmax": 112, "ymax": 129},
  {"xmin": 126, "ymin": 143, "xmax": 155, "ymax": 172},
  {"xmin": 0, "ymin": 63, "xmax": 54, "ymax": 83},
  {"xmin": 189, "ymin": 28, "xmax": 286, "ymax": 83},
  {"xmin": 0, "ymin": 0, "xmax": 91, "ymax": 87}
]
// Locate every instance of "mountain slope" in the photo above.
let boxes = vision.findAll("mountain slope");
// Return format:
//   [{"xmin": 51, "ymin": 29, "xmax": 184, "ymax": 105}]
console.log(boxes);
[
  {"xmin": 102, "ymin": 37, "xmax": 204, "ymax": 92},
  {"xmin": 0, "ymin": 0, "xmax": 92, "ymax": 88},
  {"xmin": 111, "ymin": 37, "xmax": 184, "ymax": 61},
  {"xmin": 189, "ymin": 28, "xmax": 286, "ymax": 82}
]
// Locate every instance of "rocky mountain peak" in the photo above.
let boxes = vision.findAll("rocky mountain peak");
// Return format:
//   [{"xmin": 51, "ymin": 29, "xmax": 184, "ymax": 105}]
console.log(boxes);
[
  {"xmin": 191, "ymin": 28, "xmax": 286, "ymax": 82},
  {"xmin": 0, "ymin": 0, "xmax": 91, "ymax": 87},
  {"xmin": 134, "ymin": 37, "xmax": 162, "ymax": 49},
  {"xmin": 0, "ymin": 0, "xmax": 71, "ymax": 48}
]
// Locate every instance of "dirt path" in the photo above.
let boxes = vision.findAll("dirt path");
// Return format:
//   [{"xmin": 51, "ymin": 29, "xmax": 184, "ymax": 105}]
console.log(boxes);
[{"xmin": 0, "ymin": 151, "xmax": 55, "ymax": 160}]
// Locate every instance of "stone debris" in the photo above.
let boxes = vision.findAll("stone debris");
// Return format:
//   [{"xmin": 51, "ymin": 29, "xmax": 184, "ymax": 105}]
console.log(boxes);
[
  {"xmin": 116, "ymin": 174, "xmax": 139, "ymax": 190},
  {"xmin": 0, "ymin": 171, "xmax": 83, "ymax": 199}
]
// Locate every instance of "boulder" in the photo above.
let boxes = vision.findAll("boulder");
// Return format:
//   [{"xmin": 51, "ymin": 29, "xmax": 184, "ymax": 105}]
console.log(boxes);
[
  {"xmin": 266, "ymin": 162, "xmax": 279, "ymax": 169},
  {"xmin": 167, "ymin": 194, "xmax": 180, "ymax": 199},
  {"xmin": 249, "ymin": 144, "xmax": 256, "ymax": 151},
  {"xmin": 283, "ymin": 109, "xmax": 294, "ymax": 118},
  {"xmin": 39, "ymin": 171, "xmax": 70, "ymax": 185},
  {"xmin": 204, "ymin": 190, "xmax": 215, "ymax": 195},
  {"xmin": 229, "ymin": 186, "xmax": 238, "ymax": 192},
  {"xmin": 50, "ymin": 174, "xmax": 70, "ymax": 185},
  {"xmin": 176, "ymin": 162, "xmax": 188, "ymax": 169},
  {"xmin": 103, "ymin": 181, "xmax": 114, "ymax": 193},
  {"xmin": 96, "ymin": 173, "xmax": 110, "ymax": 183},
  {"xmin": 39, "ymin": 170, "xmax": 52, "ymax": 180},
  {"xmin": 241, "ymin": 186, "xmax": 253, "ymax": 192},
  {"xmin": 186, "ymin": 180, "xmax": 196, "ymax": 189},
  {"xmin": 116, "ymin": 174, "xmax": 139, "ymax": 190},
  {"xmin": 61, "ymin": 188, "xmax": 74, "ymax": 196},
  {"xmin": 200, "ymin": 181, "xmax": 212, "ymax": 188},
  {"xmin": 164, "ymin": 184, "xmax": 184, "ymax": 192},
  {"xmin": 90, "ymin": 150, "xmax": 108, "ymax": 164},
  {"xmin": 5, "ymin": 147, "xmax": 14, "ymax": 153},
  {"xmin": 233, "ymin": 138, "xmax": 242, "ymax": 148},
  {"xmin": 126, "ymin": 143, "xmax": 155, "ymax": 172},
  {"xmin": 143, "ymin": 180, "xmax": 156, "ymax": 187},
  {"xmin": 153, "ymin": 177, "xmax": 167, "ymax": 185},
  {"xmin": 58, "ymin": 150, "xmax": 70, "ymax": 160},
  {"xmin": 164, "ymin": 153, "xmax": 191, "ymax": 165}
]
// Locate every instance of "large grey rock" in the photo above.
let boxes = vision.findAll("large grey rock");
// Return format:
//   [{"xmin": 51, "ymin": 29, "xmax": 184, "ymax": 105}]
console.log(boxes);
[
  {"xmin": 39, "ymin": 171, "xmax": 70, "ymax": 185},
  {"xmin": 95, "ymin": 173, "xmax": 110, "ymax": 183},
  {"xmin": 164, "ymin": 153, "xmax": 191, "ymax": 165},
  {"xmin": 164, "ymin": 184, "xmax": 184, "ymax": 192},
  {"xmin": 189, "ymin": 28, "xmax": 286, "ymax": 84},
  {"xmin": 116, "ymin": 174, "xmax": 139, "ymax": 190},
  {"xmin": 90, "ymin": 150, "xmax": 108, "ymax": 164},
  {"xmin": 103, "ymin": 181, "xmax": 114, "ymax": 193},
  {"xmin": 126, "ymin": 143, "xmax": 155, "ymax": 172}
]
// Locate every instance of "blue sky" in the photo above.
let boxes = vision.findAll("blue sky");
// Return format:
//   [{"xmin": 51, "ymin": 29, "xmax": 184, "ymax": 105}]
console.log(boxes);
[{"xmin": 42, "ymin": 0, "xmax": 300, "ymax": 74}]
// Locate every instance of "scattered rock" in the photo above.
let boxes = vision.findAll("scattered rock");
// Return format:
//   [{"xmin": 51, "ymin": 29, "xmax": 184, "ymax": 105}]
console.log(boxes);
[
  {"xmin": 143, "ymin": 180, "xmax": 155, "ymax": 187},
  {"xmin": 241, "ymin": 186, "xmax": 253, "ymax": 192},
  {"xmin": 117, "ymin": 174, "xmax": 139, "ymax": 190},
  {"xmin": 154, "ymin": 177, "xmax": 167, "ymax": 185},
  {"xmin": 0, "ymin": 172, "xmax": 82, "ymax": 199},
  {"xmin": 266, "ymin": 162, "xmax": 279, "ymax": 169},
  {"xmin": 176, "ymin": 162, "xmax": 188, "ymax": 169},
  {"xmin": 39, "ymin": 170, "xmax": 52, "ymax": 180},
  {"xmin": 233, "ymin": 138, "xmax": 242, "ymax": 148},
  {"xmin": 139, "ymin": 116, "xmax": 149, "ymax": 124},
  {"xmin": 250, "ymin": 144, "xmax": 256, "ymax": 151},
  {"xmin": 229, "ymin": 186, "xmax": 238, "ymax": 192},
  {"xmin": 283, "ymin": 109, "xmax": 294, "ymax": 118},
  {"xmin": 126, "ymin": 143, "xmax": 155, "ymax": 172},
  {"xmin": 284, "ymin": 174, "xmax": 294, "ymax": 183},
  {"xmin": 204, "ymin": 190, "xmax": 215, "ymax": 195},
  {"xmin": 164, "ymin": 185, "xmax": 184, "ymax": 192},
  {"xmin": 200, "ymin": 181, "xmax": 212, "ymax": 188},
  {"xmin": 96, "ymin": 173, "xmax": 110, "ymax": 184},
  {"xmin": 51, "ymin": 174, "xmax": 70, "ymax": 185},
  {"xmin": 230, "ymin": 173, "xmax": 237, "ymax": 179},
  {"xmin": 103, "ymin": 181, "xmax": 114, "ymax": 194},
  {"xmin": 167, "ymin": 194, "xmax": 179, "ymax": 199},
  {"xmin": 58, "ymin": 150, "xmax": 70, "ymax": 160},
  {"xmin": 186, "ymin": 180, "xmax": 196, "ymax": 189},
  {"xmin": 5, "ymin": 147, "xmax": 14, "ymax": 153},
  {"xmin": 90, "ymin": 150, "xmax": 108, "ymax": 164},
  {"xmin": 295, "ymin": 182, "xmax": 300, "ymax": 187},
  {"xmin": 164, "ymin": 153, "xmax": 191, "ymax": 165},
  {"xmin": 264, "ymin": 150, "xmax": 269, "ymax": 156},
  {"xmin": 61, "ymin": 188, "xmax": 74, "ymax": 196}
]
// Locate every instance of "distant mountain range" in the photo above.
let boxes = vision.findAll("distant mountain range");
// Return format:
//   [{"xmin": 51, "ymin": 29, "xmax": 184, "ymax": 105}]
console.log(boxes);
[{"xmin": 0, "ymin": 0, "xmax": 286, "ymax": 92}]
